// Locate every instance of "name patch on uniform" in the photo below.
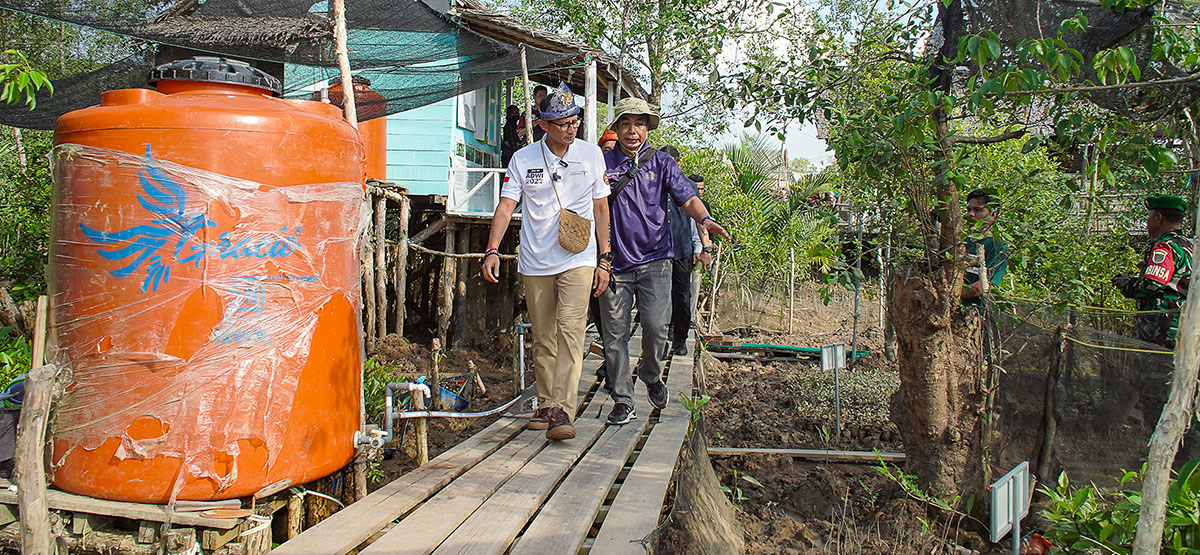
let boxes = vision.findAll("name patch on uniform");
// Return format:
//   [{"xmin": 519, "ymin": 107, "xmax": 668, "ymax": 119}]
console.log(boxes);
[
  {"xmin": 1144, "ymin": 246, "xmax": 1175, "ymax": 284},
  {"xmin": 525, "ymin": 168, "xmax": 544, "ymax": 185}
]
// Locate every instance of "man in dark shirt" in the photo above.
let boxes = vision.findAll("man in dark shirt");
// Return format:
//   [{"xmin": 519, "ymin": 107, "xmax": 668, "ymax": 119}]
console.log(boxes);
[{"xmin": 660, "ymin": 146, "xmax": 708, "ymax": 356}]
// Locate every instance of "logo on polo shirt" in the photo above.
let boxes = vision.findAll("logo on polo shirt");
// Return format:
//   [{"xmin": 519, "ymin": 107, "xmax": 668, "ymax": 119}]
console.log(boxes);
[{"xmin": 526, "ymin": 168, "xmax": 544, "ymax": 185}]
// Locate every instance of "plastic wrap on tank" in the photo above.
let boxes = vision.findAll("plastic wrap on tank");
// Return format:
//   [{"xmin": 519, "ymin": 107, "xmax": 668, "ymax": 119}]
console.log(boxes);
[{"xmin": 48, "ymin": 143, "xmax": 368, "ymax": 496}]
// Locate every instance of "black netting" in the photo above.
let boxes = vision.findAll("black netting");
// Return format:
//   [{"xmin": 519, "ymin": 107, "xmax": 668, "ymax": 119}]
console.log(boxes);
[
  {"xmin": 0, "ymin": 0, "xmax": 569, "ymax": 128},
  {"xmin": 987, "ymin": 299, "xmax": 1194, "ymax": 489},
  {"xmin": 965, "ymin": 0, "xmax": 1200, "ymax": 121}
]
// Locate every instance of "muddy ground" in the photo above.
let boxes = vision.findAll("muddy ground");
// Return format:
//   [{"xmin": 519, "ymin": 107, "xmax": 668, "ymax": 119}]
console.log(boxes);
[
  {"xmin": 700, "ymin": 288, "xmax": 1001, "ymax": 554},
  {"xmin": 366, "ymin": 333, "xmax": 525, "ymax": 488}
]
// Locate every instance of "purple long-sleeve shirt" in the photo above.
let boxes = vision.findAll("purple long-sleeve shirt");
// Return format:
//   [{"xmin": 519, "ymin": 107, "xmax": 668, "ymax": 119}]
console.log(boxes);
[{"xmin": 604, "ymin": 144, "xmax": 698, "ymax": 273}]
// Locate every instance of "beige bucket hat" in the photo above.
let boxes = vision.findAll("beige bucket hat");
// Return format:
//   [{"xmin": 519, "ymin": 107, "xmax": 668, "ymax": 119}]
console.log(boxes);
[{"xmin": 609, "ymin": 97, "xmax": 660, "ymax": 130}]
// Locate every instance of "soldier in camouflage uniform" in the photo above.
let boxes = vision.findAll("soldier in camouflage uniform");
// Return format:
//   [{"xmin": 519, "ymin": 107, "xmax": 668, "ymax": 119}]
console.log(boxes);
[{"xmin": 1112, "ymin": 194, "xmax": 1193, "ymax": 348}]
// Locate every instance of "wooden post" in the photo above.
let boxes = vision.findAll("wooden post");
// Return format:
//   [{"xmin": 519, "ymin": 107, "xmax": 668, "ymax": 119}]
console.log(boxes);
[
  {"xmin": 394, "ymin": 196, "xmax": 410, "ymax": 336},
  {"xmin": 374, "ymin": 195, "xmax": 387, "ymax": 341},
  {"xmin": 332, "ymin": 0, "xmax": 357, "ymax": 129},
  {"xmin": 286, "ymin": 493, "xmax": 304, "ymax": 540},
  {"xmin": 437, "ymin": 225, "xmax": 457, "ymax": 350},
  {"xmin": 430, "ymin": 338, "xmax": 443, "ymax": 412},
  {"xmin": 16, "ymin": 296, "xmax": 51, "ymax": 554},
  {"xmin": 1036, "ymin": 326, "xmax": 1068, "ymax": 481},
  {"xmin": 585, "ymin": 58, "xmax": 597, "ymax": 142},
  {"xmin": 512, "ymin": 314, "xmax": 524, "ymax": 394},
  {"xmin": 788, "ymin": 247, "xmax": 795, "ymax": 334},
  {"xmin": 520, "ymin": 47, "xmax": 535, "ymax": 145},
  {"xmin": 707, "ymin": 244, "xmax": 723, "ymax": 333},
  {"xmin": 363, "ymin": 206, "xmax": 378, "ymax": 349},
  {"xmin": 453, "ymin": 226, "xmax": 469, "ymax": 348},
  {"xmin": 412, "ymin": 387, "xmax": 429, "ymax": 466}
]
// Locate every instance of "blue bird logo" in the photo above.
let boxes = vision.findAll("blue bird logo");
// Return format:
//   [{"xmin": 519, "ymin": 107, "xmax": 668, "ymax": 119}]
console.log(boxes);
[{"xmin": 80, "ymin": 145, "xmax": 217, "ymax": 292}]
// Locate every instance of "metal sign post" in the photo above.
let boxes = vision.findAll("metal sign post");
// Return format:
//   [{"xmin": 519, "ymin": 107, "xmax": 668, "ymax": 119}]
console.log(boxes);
[
  {"xmin": 820, "ymin": 343, "xmax": 846, "ymax": 440},
  {"xmin": 990, "ymin": 461, "xmax": 1030, "ymax": 555}
]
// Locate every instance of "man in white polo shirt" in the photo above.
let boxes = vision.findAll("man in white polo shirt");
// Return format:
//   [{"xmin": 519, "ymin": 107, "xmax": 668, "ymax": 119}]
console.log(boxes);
[{"xmin": 482, "ymin": 82, "xmax": 611, "ymax": 441}]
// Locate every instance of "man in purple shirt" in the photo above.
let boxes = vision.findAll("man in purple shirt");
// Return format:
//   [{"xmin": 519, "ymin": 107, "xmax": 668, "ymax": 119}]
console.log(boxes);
[{"xmin": 599, "ymin": 98, "xmax": 729, "ymax": 425}]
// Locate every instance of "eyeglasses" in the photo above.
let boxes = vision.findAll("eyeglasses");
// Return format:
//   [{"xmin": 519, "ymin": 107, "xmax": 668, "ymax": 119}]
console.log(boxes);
[{"xmin": 546, "ymin": 118, "xmax": 582, "ymax": 130}]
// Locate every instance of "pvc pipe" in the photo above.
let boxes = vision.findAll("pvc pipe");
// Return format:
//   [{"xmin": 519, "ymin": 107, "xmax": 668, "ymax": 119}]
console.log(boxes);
[
  {"xmin": 384, "ymin": 382, "xmax": 431, "ymax": 442},
  {"xmin": 395, "ymin": 395, "xmax": 521, "ymax": 419}
]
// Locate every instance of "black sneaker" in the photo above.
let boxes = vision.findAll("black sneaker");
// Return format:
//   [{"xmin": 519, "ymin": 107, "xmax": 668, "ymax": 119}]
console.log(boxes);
[
  {"xmin": 671, "ymin": 343, "xmax": 688, "ymax": 357},
  {"xmin": 647, "ymin": 379, "xmax": 668, "ymax": 410},
  {"xmin": 607, "ymin": 403, "xmax": 637, "ymax": 425}
]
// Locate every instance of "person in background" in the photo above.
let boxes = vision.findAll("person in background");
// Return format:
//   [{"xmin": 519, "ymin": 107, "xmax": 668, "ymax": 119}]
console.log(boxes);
[
  {"xmin": 599, "ymin": 128, "xmax": 618, "ymax": 153},
  {"xmin": 599, "ymin": 98, "xmax": 729, "ymax": 426},
  {"xmin": 688, "ymin": 174, "xmax": 713, "ymax": 330},
  {"xmin": 1113, "ymin": 194, "xmax": 1193, "ymax": 348},
  {"xmin": 501, "ymin": 105, "xmax": 521, "ymax": 168},
  {"xmin": 516, "ymin": 85, "xmax": 549, "ymax": 142},
  {"xmin": 482, "ymin": 83, "xmax": 611, "ymax": 440},
  {"xmin": 590, "ymin": 127, "xmax": 623, "ymax": 390},
  {"xmin": 659, "ymin": 146, "xmax": 711, "ymax": 356},
  {"xmin": 961, "ymin": 189, "xmax": 1007, "ymax": 310}
]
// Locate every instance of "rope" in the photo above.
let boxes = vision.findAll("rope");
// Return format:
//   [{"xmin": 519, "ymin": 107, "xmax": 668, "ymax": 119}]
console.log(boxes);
[
  {"xmin": 993, "ymin": 294, "xmax": 1181, "ymax": 315},
  {"xmin": 992, "ymin": 303, "xmax": 1174, "ymax": 355},
  {"xmin": 405, "ymin": 240, "xmax": 517, "ymax": 260}
]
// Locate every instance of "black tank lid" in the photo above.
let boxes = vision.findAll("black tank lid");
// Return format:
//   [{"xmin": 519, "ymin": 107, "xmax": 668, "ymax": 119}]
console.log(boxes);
[{"xmin": 149, "ymin": 56, "xmax": 282, "ymax": 96}]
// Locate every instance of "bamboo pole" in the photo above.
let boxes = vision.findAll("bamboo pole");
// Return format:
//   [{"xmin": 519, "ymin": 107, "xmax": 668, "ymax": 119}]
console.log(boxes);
[
  {"xmin": 16, "ymin": 297, "xmax": 50, "ymax": 554},
  {"xmin": 707, "ymin": 244, "xmax": 723, "ymax": 333},
  {"xmin": 520, "ymin": 47, "xmax": 535, "ymax": 145},
  {"xmin": 364, "ymin": 208, "xmax": 377, "ymax": 347},
  {"xmin": 374, "ymin": 196, "xmax": 387, "ymax": 341},
  {"xmin": 788, "ymin": 247, "xmax": 795, "ymax": 334},
  {"xmin": 394, "ymin": 196, "xmax": 410, "ymax": 336}
]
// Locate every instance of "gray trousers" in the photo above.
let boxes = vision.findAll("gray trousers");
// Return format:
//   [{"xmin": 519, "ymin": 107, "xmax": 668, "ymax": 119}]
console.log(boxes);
[{"xmin": 599, "ymin": 258, "xmax": 672, "ymax": 407}]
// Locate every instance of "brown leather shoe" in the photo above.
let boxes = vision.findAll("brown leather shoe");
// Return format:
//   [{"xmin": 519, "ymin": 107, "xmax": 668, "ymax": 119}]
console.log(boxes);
[
  {"xmin": 545, "ymin": 407, "xmax": 576, "ymax": 440},
  {"xmin": 527, "ymin": 407, "xmax": 551, "ymax": 430}
]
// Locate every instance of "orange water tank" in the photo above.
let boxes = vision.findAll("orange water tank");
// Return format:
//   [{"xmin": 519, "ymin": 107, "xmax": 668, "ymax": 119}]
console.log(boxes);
[
  {"xmin": 48, "ymin": 57, "xmax": 365, "ymax": 503},
  {"xmin": 325, "ymin": 76, "xmax": 388, "ymax": 181}
]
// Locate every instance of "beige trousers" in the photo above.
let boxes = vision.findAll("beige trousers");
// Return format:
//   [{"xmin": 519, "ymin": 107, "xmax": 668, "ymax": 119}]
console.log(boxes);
[{"xmin": 523, "ymin": 266, "xmax": 593, "ymax": 416}]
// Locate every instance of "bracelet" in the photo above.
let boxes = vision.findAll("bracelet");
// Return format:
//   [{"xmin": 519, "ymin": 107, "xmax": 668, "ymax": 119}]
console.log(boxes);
[
  {"xmin": 482, "ymin": 248, "xmax": 500, "ymax": 262},
  {"xmin": 701, "ymin": 216, "xmax": 717, "ymax": 226}
]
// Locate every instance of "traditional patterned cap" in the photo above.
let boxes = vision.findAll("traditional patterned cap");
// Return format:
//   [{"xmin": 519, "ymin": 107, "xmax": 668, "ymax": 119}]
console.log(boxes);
[
  {"xmin": 609, "ymin": 97, "xmax": 660, "ymax": 130},
  {"xmin": 537, "ymin": 82, "xmax": 581, "ymax": 121},
  {"xmin": 598, "ymin": 128, "xmax": 618, "ymax": 145},
  {"xmin": 1146, "ymin": 194, "xmax": 1188, "ymax": 213}
]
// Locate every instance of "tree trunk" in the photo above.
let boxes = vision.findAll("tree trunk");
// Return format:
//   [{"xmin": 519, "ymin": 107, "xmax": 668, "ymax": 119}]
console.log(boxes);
[
  {"xmin": 884, "ymin": 0, "xmax": 986, "ymax": 501},
  {"xmin": 889, "ymin": 268, "xmax": 986, "ymax": 498}
]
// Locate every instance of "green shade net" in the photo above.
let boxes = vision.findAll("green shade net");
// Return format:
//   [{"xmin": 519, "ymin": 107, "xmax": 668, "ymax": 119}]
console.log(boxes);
[{"xmin": 0, "ymin": 0, "xmax": 569, "ymax": 128}]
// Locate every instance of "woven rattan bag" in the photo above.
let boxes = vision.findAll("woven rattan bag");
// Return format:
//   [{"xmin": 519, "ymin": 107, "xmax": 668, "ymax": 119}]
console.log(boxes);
[{"xmin": 557, "ymin": 207, "xmax": 591, "ymax": 253}]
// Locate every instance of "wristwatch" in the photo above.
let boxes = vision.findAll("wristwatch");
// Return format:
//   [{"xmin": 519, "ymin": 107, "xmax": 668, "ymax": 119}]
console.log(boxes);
[
  {"xmin": 701, "ymin": 245, "xmax": 715, "ymax": 254},
  {"xmin": 598, "ymin": 251, "xmax": 614, "ymax": 262}
]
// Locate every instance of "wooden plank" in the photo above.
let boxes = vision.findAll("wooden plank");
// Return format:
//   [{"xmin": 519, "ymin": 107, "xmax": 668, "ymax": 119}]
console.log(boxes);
[
  {"xmin": 590, "ymin": 355, "xmax": 694, "ymax": 554},
  {"xmin": 0, "ymin": 485, "xmax": 240, "ymax": 529},
  {"xmin": 509, "ymin": 421, "xmax": 644, "ymax": 555},
  {"xmin": 272, "ymin": 416, "xmax": 525, "ymax": 555},
  {"xmin": 707, "ymin": 447, "xmax": 906, "ymax": 463},
  {"xmin": 432, "ymin": 418, "xmax": 606, "ymax": 555},
  {"xmin": 359, "ymin": 430, "xmax": 547, "ymax": 555}
]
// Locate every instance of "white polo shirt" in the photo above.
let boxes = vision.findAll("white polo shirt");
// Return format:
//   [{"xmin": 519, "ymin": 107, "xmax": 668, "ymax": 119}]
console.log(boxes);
[{"xmin": 501, "ymin": 139, "xmax": 610, "ymax": 276}]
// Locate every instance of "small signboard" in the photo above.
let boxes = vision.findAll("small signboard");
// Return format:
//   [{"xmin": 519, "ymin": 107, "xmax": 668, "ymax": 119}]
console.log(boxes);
[
  {"xmin": 820, "ymin": 343, "xmax": 846, "ymax": 372},
  {"xmin": 990, "ymin": 461, "xmax": 1030, "ymax": 547}
]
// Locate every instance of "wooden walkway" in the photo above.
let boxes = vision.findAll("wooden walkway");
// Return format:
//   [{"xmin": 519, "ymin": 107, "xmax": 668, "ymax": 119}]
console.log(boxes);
[{"xmin": 274, "ymin": 330, "xmax": 696, "ymax": 555}]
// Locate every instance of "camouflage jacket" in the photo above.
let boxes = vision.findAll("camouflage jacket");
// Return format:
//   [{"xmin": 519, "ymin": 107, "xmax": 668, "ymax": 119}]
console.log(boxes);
[{"xmin": 1120, "ymin": 230, "xmax": 1193, "ymax": 347}]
